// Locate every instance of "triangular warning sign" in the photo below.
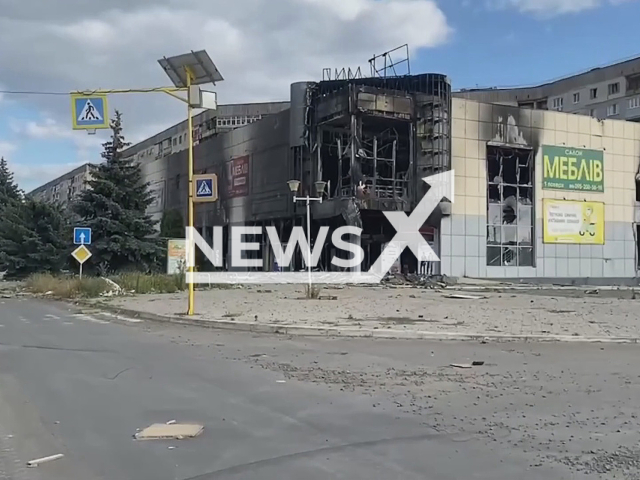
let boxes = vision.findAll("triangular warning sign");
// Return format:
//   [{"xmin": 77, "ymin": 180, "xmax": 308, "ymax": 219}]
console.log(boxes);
[
  {"xmin": 197, "ymin": 180, "xmax": 212, "ymax": 196},
  {"xmin": 78, "ymin": 99, "xmax": 102, "ymax": 122}
]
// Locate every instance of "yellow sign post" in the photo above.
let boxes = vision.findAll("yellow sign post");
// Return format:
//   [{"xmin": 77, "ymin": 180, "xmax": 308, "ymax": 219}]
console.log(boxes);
[
  {"xmin": 70, "ymin": 50, "xmax": 223, "ymax": 316},
  {"xmin": 71, "ymin": 245, "xmax": 92, "ymax": 279},
  {"xmin": 543, "ymin": 199, "xmax": 605, "ymax": 244}
]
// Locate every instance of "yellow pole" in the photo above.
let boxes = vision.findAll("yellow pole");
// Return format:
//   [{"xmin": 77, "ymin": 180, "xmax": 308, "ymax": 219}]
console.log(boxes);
[{"xmin": 186, "ymin": 69, "xmax": 195, "ymax": 315}]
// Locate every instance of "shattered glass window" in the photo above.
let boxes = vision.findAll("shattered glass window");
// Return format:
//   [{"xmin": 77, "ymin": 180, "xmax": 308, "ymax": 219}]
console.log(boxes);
[{"xmin": 486, "ymin": 145, "xmax": 534, "ymax": 267}]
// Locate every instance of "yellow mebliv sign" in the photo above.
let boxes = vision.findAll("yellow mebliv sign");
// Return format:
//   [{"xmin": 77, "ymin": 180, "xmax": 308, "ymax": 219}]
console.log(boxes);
[{"xmin": 543, "ymin": 199, "xmax": 605, "ymax": 245}]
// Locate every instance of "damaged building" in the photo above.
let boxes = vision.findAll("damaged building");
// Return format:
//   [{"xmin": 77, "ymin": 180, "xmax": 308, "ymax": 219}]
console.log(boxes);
[{"xmin": 116, "ymin": 73, "xmax": 640, "ymax": 282}]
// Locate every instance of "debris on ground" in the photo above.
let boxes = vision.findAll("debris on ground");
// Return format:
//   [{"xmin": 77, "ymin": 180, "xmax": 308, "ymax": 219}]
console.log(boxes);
[
  {"xmin": 556, "ymin": 447, "xmax": 640, "ymax": 478},
  {"xmin": 451, "ymin": 361, "xmax": 485, "ymax": 369},
  {"xmin": 134, "ymin": 423, "xmax": 204, "ymax": 440},
  {"xmin": 444, "ymin": 294, "xmax": 485, "ymax": 300},
  {"xmin": 450, "ymin": 363, "xmax": 473, "ymax": 369},
  {"xmin": 26, "ymin": 453, "xmax": 64, "ymax": 467},
  {"xmin": 100, "ymin": 278, "xmax": 124, "ymax": 297},
  {"xmin": 382, "ymin": 273, "xmax": 457, "ymax": 289}
]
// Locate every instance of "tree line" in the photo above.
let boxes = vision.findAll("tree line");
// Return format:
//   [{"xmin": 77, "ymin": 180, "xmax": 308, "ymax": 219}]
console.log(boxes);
[{"xmin": 0, "ymin": 111, "xmax": 184, "ymax": 279}]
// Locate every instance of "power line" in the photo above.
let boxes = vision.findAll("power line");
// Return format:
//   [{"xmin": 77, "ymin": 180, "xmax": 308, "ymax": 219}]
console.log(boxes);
[{"xmin": 0, "ymin": 89, "xmax": 68, "ymax": 96}]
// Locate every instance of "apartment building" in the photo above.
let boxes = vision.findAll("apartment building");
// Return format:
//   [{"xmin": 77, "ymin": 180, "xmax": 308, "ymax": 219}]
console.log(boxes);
[
  {"xmin": 454, "ymin": 55, "xmax": 640, "ymax": 123},
  {"xmin": 29, "ymin": 163, "xmax": 94, "ymax": 205}
]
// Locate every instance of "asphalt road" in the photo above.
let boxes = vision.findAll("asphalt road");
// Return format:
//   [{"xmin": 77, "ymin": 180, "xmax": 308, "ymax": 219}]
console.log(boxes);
[{"xmin": 0, "ymin": 297, "xmax": 639, "ymax": 480}]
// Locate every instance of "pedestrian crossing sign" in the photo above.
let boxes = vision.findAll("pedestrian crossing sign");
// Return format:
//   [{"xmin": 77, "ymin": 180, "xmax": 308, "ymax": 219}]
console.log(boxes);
[
  {"xmin": 71, "ymin": 94, "xmax": 109, "ymax": 130},
  {"xmin": 193, "ymin": 174, "xmax": 218, "ymax": 203}
]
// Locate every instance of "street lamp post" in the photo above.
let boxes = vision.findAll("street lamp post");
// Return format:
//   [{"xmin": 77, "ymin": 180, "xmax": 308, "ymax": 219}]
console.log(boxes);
[
  {"xmin": 288, "ymin": 180, "xmax": 326, "ymax": 290},
  {"xmin": 71, "ymin": 50, "xmax": 222, "ymax": 317},
  {"xmin": 158, "ymin": 51, "xmax": 223, "ymax": 316}
]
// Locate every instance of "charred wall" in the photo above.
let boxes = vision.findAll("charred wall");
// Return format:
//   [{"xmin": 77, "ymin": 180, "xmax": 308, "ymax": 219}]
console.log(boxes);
[
  {"xmin": 147, "ymin": 108, "xmax": 293, "ymax": 230},
  {"xmin": 306, "ymin": 73, "xmax": 451, "ymax": 221}
]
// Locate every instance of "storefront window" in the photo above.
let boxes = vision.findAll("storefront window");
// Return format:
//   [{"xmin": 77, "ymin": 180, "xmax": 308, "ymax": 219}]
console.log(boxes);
[{"xmin": 486, "ymin": 145, "xmax": 534, "ymax": 267}]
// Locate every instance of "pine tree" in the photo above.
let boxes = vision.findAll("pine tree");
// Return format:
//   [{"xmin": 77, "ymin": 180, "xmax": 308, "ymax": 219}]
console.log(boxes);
[
  {"xmin": 0, "ymin": 199, "xmax": 69, "ymax": 279},
  {"xmin": 73, "ymin": 110, "xmax": 162, "ymax": 273},
  {"xmin": 160, "ymin": 209, "xmax": 185, "ymax": 238},
  {"xmin": 0, "ymin": 157, "xmax": 21, "ymax": 209}
]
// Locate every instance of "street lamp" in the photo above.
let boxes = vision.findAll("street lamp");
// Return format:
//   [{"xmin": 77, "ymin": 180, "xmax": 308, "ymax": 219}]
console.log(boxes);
[
  {"xmin": 159, "ymin": 50, "xmax": 223, "ymax": 316},
  {"xmin": 289, "ymin": 180, "xmax": 326, "ymax": 290}
]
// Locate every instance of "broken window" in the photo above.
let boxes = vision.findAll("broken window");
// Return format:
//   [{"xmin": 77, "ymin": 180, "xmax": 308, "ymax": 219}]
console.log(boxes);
[{"xmin": 486, "ymin": 145, "xmax": 534, "ymax": 267}]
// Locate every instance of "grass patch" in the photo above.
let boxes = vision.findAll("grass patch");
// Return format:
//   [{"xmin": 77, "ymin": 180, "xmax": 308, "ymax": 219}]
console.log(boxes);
[
  {"xmin": 26, "ymin": 273, "xmax": 109, "ymax": 298},
  {"xmin": 111, "ymin": 273, "xmax": 186, "ymax": 294},
  {"xmin": 26, "ymin": 272, "xmax": 188, "ymax": 298}
]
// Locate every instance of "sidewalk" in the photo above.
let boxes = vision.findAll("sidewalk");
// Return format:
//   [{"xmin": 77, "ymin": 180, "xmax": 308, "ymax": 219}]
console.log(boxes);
[{"xmin": 94, "ymin": 284, "xmax": 640, "ymax": 342}]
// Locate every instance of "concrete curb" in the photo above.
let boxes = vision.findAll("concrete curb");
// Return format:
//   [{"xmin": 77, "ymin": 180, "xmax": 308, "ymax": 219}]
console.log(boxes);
[{"xmin": 78, "ymin": 300, "xmax": 640, "ymax": 344}]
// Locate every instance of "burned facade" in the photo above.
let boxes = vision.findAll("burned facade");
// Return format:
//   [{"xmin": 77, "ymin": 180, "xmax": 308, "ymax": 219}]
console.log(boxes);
[
  {"xmin": 294, "ymin": 74, "xmax": 451, "ymax": 272},
  {"xmin": 441, "ymin": 99, "xmax": 640, "ymax": 282},
  {"xmin": 125, "ymin": 73, "xmax": 640, "ymax": 282},
  {"xmin": 131, "ymin": 73, "xmax": 452, "ymax": 274}
]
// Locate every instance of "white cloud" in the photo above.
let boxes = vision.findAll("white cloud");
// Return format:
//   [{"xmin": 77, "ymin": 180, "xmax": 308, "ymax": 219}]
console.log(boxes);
[
  {"xmin": 0, "ymin": 0, "xmax": 453, "ymax": 151},
  {"xmin": 0, "ymin": 141, "xmax": 17, "ymax": 158},
  {"xmin": 487, "ymin": 0, "xmax": 636, "ymax": 15},
  {"xmin": 10, "ymin": 116, "xmax": 104, "ymax": 165}
]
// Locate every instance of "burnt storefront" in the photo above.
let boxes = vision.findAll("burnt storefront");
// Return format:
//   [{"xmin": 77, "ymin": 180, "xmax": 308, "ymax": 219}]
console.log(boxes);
[{"xmin": 291, "ymin": 73, "xmax": 452, "ymax": 272}]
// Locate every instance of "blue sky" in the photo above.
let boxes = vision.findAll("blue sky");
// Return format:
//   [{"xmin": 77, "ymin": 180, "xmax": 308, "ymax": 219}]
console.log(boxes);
[{"xmin": 0, "ymin": 0, "xmax": 638, "ymax": 192}]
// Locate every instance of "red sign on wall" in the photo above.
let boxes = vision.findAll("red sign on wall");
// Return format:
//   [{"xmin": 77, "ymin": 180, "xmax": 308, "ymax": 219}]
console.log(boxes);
[{"xmin": 226, "ymin": 155, "xmax": 249, "ymax": 198}]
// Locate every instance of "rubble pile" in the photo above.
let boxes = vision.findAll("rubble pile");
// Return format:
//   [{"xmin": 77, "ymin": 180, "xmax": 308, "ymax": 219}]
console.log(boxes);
[{"xmin": 382, "ymin": 273, "xmax": 457, "ymax": 289}]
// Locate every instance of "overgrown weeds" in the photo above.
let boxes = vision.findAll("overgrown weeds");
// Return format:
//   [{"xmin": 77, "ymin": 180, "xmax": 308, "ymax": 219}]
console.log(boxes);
[
  {"xmin": 26, "ymin": 272, "xmax": 188, "ymax": 298},
  {"xmin": 112, "ymin": 272, "xmax": 186, "ymax": 294},
  {"xmin": 26, "ymin": 273, "xmax": 109, "ymax": 298}
]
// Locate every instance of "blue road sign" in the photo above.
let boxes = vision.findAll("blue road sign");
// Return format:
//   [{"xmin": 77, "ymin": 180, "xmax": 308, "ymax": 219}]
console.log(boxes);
[
  {"xmin": 74, "ymin": 227, "xmax": 92, "ymax": 245},
  {"xmin": 71, "ymin": 94, "xmax": 109, "ymax": 130},
  {"xmin": 195, "ymin": 178, "xmax": 214, "ymax": 198}
]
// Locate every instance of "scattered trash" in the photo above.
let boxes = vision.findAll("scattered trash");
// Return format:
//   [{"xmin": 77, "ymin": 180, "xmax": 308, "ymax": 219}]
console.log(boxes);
[
  {"xmin": 166, "ymin": 420, "xmax": 176, "ymax": 425},
  {"xmin": 450, "ymin": 363, "xmax": 473, "ymax": 369},
  {"xmin": 382, "ymin": 273, "xmax": 457, "ymax": 289},
  {"xmin": 167, "ymin": 446, "xmax": 176, "ymax": 450},
  {"xmin": 54, "ymin": 421, "xmax": 60, "ymax": 425},
  {"xmin": 451, "ymin": 361, "xmax": 485, "ymax": 369},
  {"xmin": 276, "ymin": 380, "xmax": 286, "ymax": 383},
  {"xmin": 444, "ymin": 294, "xmax": 485, "ymax": 300},
  {"xmin": 100, "ymin": 278, "xmax": 124, "ymax": 297},
  {"xmin": 27, "ymin": 454, "xmax": 64, "ymax": 467},
  {"xmin": 319, "ymin": 295, "xmax": 338, "ymax": 301},
  {"xmin": 134, "ymin": 423, "xmax": 204, "ymax": 440},
  {"xmin": 585, "ymin": 289, "xmax": 599, "ymax": 295},
  {"xmin": 44, "ymin": 291, "xmax": 53, "ymax": 295}
]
